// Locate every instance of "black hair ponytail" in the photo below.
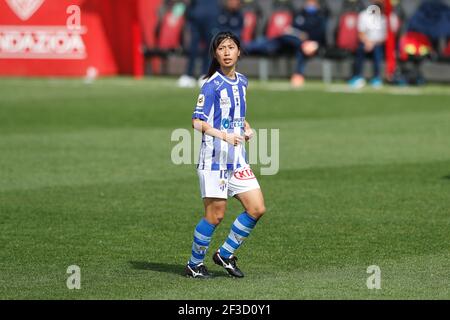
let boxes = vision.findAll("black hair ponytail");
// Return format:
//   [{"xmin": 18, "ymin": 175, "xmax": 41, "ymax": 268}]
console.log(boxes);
[
  {"xmin": 204, "ymin": 59, "xmax": 221, "ymax": 80},
  {"xmin": 204, "ymin": 31, "xmax": 241, "ymax": 80}
]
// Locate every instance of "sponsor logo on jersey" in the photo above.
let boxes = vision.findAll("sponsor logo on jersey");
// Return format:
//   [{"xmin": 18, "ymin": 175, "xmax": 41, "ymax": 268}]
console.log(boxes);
[
  {"xmin": 234, "ymin": 167, "xmax": 255, "ymax": 180},
  {"xmin": 219, "ymin": 97, "xmax": 231, "ymax": 109},
  {"xmin": 221, "ymin": 117, "xmax": 245, "ymax": 130},
  {"xmin": 221, "ymin": 118, "xmax": 230, "ymax": 129}
]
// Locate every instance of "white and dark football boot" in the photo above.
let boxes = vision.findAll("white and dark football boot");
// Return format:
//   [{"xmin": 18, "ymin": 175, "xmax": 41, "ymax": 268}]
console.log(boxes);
[
  {"xmin": 212, "ymin": 250, "xmax": 244, "ymax": 278},
  {"xmin": 184, "ymin": 262, "xmax": 212, "ymax": 279}
]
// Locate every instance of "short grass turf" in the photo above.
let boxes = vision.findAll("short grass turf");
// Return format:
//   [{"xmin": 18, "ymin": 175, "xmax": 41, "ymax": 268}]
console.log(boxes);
[{"xmin": 0, "ymin": 77, "xmax": 449, "ymax": 299}]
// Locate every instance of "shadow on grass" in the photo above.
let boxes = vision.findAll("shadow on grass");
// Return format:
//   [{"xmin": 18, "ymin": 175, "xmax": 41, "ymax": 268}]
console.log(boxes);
[
  {"xmin": 129, "ymin": 261, "xmax": 183, "ymax": 276},
  {"xmin": 442, "ymin": 175, "xmax": 450, "ymax": 180},
  {"xmin": 128, "ymin": 261, "xmax": 229, "ymax": 278}
]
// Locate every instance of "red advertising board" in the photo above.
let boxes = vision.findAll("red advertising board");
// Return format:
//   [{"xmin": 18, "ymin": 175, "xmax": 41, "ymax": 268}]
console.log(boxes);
[{"xmin": 0, "ymin": 0, "xmax": 143, "ymax": 77}]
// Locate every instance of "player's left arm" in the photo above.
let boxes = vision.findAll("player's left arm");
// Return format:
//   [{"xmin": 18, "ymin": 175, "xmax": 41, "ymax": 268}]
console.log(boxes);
[{"xmin": 244, "ymin": 120, "xmax": 254, "ymax": 141}]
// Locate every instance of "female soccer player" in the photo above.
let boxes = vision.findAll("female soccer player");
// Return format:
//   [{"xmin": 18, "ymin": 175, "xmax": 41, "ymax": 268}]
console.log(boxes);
[{"xmin": 185, "ymin": 31, "xmax": 266, "ymax": 279}]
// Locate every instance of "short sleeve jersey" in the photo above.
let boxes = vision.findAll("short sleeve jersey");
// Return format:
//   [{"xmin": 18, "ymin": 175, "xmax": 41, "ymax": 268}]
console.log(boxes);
[{"xmin": 192, "ymin": 71, "xmax": 249, "ymax": 171}]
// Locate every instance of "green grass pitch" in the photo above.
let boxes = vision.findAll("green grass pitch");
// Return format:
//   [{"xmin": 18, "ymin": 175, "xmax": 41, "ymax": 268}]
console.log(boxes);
[{"xmin": 0, "ymin": 77, "xmax": 449, "ymax": 299}]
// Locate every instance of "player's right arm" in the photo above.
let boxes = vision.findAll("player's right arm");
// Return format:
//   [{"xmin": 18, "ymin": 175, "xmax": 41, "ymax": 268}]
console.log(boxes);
[{"xmin": 191, "ymin": 83, "xmax": 243, "ymax": 146}]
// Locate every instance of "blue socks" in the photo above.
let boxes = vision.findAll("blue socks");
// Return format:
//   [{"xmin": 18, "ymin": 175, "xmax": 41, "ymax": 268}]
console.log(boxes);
[
  {"xmin": 188, "ymin": 218, "xmax": 216, "ymax": 267},
  {"xmin": 219, "ymin": 212, "xmax": 258, "ymax": 259},
  {"xmin": 188, "ymin": 212, "xmax": 259, "ymax": 266}
]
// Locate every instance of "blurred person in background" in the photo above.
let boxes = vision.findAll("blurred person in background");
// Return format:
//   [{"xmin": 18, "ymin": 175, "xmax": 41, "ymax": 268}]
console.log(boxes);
[
  {"xmin": 244, "ymin": 0, "xmax": 327, "ymax": 88},
  {"xmin": 218, "ymin": 0, "xmax": 244, "ymax": 40},
  {"xmin": 396, "ymin": 0, "xmax": 450, "ymax": 85},
  {"xmin": 177, "ymin": 0, "xmax": 221, "ymax": 88},
  {"xmin": 348, "ymin": 0, "xmax": 398, "ymax": 89},
  {"xmin": 288, "ymin": 0, "xmax": 327, "ymax": 87},
  {"xmin": 406, "ymin": 0, "xmax": 450, "ymax": 44}
]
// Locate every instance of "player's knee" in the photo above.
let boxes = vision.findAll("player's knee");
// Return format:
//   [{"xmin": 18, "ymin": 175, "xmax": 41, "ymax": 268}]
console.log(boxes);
[
  {"xmin": 258, "ymin": 205, "xmax": 266, "ymax": 217},
  {"xmin": 248, "ymin": 205, "xmax": 266, "ymax": 219},
  {"xmin": 215, "ymin": 214, "xmax": 225, "ymax": 224},
  {"xmin": 212, "ymin": 210, "xmax": 225, "ymax": 225}
]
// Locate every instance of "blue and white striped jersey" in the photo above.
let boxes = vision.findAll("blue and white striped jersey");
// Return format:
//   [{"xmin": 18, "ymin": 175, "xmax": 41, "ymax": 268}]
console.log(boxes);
[{"xmin": 192, "ymin": 70, "xmax": 248, "ymax": 171}]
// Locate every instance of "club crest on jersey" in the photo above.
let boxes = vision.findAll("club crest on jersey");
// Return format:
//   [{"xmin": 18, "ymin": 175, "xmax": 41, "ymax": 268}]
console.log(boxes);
[
  {"xmin": 197, "ymin": 94, "xmax": 205, "ymax": 107},
  {"xmin": 234, "ymin": 168, "xmax": 255, "ymax": 180}
]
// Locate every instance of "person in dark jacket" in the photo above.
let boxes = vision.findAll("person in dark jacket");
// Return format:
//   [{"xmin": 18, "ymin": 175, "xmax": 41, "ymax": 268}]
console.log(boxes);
[
  {"xmin": 288, "ymin": 0, "xmax": 327, "ymax": 86},
  {"xmin": 407, "ymin": 0, "xmax": 450, "ymax": 43},
  {"xmin": 244, "ymin": 0, "xmax": 327, "ymax": 87},
  {"xmin": 178, "ymin": 0, "xmax": 221, "ymax": 88},
  {"xmin": 397, "ymin": 0, "xmax": 450, "ymax": 85},
  {"xmin": 218, "ymin": 0, "xmax": 244, "ymax": 40}
]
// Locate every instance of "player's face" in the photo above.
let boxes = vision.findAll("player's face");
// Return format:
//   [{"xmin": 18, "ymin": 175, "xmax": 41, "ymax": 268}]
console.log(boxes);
[{"xmin": 215, "ymin": 38, "xmax": 240, "ymax": 69}]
